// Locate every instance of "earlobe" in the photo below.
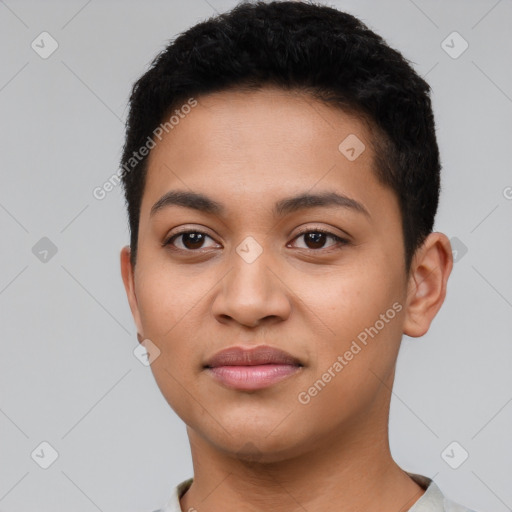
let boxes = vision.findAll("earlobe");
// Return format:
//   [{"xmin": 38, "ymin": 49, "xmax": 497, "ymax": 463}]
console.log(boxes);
[
  {"xmin": 403, "ymin": 232, "xmax": 453, "ymax": 338},
  {"xmin": 120, "ymin": 246, "xmax": 144, "ymax": 341}
]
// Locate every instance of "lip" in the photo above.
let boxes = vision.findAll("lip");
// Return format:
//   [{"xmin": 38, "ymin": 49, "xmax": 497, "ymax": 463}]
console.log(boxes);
[{"xmin": 204, "ymin": 345, "xmax": 303, "ymax": 391}]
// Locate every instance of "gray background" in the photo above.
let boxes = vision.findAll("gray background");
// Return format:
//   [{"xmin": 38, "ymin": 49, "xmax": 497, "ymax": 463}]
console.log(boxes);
[{"xmin": 0, "ymin": 0, "xmax": 511, "ymax": 511}]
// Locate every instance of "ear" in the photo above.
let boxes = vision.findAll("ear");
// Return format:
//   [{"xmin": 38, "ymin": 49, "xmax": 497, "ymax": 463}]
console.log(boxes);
[
  {"xmin": 403, "ymin": 232, "xmax": 453, "ymax": 338},
  {"xmin": 120, "ymin": 246, "xmax": 144, "ymax": 342}
]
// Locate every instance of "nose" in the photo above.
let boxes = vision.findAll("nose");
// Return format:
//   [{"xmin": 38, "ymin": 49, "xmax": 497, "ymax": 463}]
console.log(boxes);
[{"xmin": 211, "ymin": 249, "xmax": 292, "ymax": 329}]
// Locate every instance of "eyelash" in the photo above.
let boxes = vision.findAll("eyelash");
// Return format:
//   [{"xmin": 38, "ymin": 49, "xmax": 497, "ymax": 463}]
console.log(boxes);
[{"xmin": 162, "ymin": 228, "xmax": 349, "ymax": 253}]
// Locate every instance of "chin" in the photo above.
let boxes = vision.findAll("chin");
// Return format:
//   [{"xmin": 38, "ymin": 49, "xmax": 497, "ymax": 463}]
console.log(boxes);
[{"xmin": 206, "ymin": 421, "xmax": 313, "ymax": 464}]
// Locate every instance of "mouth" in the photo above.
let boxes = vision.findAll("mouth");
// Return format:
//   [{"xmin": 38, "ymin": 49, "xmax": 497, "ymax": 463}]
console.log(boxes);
[{"xmin": 203, "ymin": 345, "xmax": 303, "ymax": 391}]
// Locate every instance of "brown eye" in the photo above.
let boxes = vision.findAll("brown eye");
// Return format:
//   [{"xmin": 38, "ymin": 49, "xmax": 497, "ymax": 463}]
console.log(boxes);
[
  {"xmin": 164, "ymin": 231, "xmax": 219, "ymax": 251},
  {"xmin": 291, "ymin": 230, "xmax": 348, "ymax": 251},
  {"xmin": 303, "ymin": 232, "xmax": 328, "ymax": 249}
]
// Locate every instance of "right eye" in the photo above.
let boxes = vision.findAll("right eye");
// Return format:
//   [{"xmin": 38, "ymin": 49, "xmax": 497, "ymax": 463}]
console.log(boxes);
[{"xmin": 163, "ymin": 230, "xmax": 221, "ymax": 252}]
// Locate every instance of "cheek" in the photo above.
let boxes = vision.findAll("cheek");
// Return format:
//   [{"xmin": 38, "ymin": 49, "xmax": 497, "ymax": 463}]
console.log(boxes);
[
  {"xmin": 135, "ymin": 264, "xmax": 208, "ymax": 338},
  {"xmin": 135, "ymin": 269, "xmax": 204, "ymax": 398},
  {"xmin": 293, "ymin": 258, "xmax": 404, "ymax": 383},
  {"xmin": 295, "ymin": 261, "xmax": 401, "ymax": 339},
  {"xmin": 149, "ymin": 359, "xmax": 198, "ymax": 427},
  {"xmin": 139, "ymin": 281, "xmax": 202, "ymax": 420},
  {"xmin": 294, "ymin": 308, "xmax": 404, "ymax": 428}
]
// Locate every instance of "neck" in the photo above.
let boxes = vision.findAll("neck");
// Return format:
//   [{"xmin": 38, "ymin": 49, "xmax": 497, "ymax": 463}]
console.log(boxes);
[{"xmin": 180, "ymin": 412, "xmax": 424, "ymax": 512}]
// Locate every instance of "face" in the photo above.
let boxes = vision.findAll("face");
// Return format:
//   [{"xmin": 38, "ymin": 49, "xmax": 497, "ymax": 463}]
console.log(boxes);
[{"xmin": 121, "ymin": 87, "xmax": 420, "ymax": 462}]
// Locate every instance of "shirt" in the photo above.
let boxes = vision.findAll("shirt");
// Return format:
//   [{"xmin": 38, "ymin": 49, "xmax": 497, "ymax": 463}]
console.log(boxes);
[{"xmin": 153, "ymin": 472, "xmax": 478, "ymax": 512}]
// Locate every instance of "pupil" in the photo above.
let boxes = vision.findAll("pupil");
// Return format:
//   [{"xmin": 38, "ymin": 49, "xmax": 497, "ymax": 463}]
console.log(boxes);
[
  {"xmin": 184, "ymin": 233, "xmax": 204, "ymax": 249},
  {"xmin": 306, "ymin": 232, "xmax": 325, "ymax": 249}
]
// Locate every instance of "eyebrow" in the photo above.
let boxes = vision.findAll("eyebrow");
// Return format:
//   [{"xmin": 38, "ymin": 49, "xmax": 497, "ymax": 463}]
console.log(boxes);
[{"xmin": 150, "ymin": 190, "xmax": 370, "ymax": 219}]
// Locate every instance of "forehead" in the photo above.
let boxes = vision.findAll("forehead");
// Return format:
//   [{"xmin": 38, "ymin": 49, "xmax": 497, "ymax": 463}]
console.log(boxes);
[
  {"xmin": 140, "ymin": 86, "xmax": 393, "ymax": 221},
  {"xmin": 148, "ymin": 86, "xmax": 371, "ymax": 165}
]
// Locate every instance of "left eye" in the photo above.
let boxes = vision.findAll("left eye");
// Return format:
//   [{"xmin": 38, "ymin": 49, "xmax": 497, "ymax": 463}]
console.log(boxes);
[{"xmin": 290, "ymin": 230, "xmax": 348, "ymax": 251}]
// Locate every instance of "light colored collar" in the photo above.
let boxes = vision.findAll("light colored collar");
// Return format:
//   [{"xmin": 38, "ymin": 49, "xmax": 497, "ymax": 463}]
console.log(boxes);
[
  {"xmin": 158, "ymin": 473, "xmax": 475, "ymax": 512},
  {"xmin": 406, "ymin": 472, "xmax": 444, "ymax": 511}
]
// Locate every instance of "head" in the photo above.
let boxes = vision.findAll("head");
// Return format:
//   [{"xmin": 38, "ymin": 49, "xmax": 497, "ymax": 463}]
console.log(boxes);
[{"xmin": 120, "ymin": 1, "xmax": 452, "ymax": 462}]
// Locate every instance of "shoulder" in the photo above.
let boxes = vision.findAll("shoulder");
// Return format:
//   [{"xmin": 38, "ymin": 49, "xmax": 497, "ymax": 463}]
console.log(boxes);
[
  {"xmin": 406, "ymin": 472, "xmax": 481, "ymax": 512},
  {"xmin": 150, "ymin": 477, "xmax": 194, "ymax": 512}
]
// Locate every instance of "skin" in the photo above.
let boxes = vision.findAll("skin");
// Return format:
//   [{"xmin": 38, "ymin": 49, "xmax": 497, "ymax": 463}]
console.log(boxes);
[{"xmin": 120, "ymin": 87, "xmax": 453, "ymax": 512}]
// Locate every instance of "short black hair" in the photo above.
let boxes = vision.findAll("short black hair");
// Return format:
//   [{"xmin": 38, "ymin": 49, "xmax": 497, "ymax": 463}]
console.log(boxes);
[{"xmin": 120, "ymin": 0, "xmax": 440, "ymax": 273}]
